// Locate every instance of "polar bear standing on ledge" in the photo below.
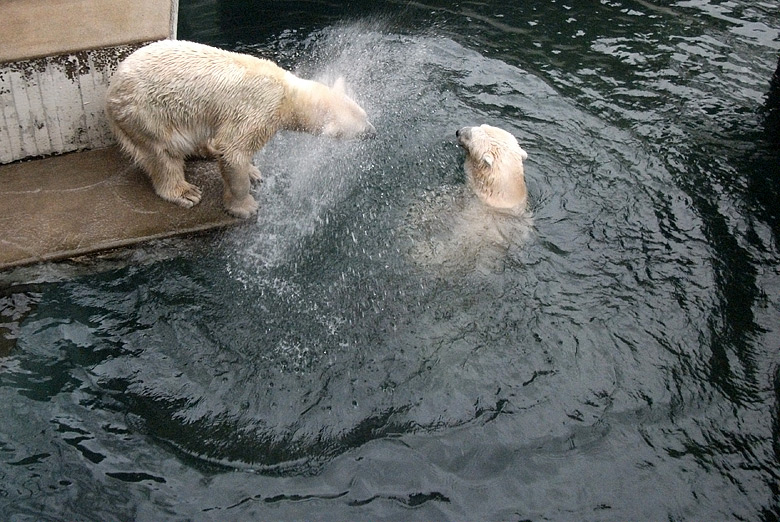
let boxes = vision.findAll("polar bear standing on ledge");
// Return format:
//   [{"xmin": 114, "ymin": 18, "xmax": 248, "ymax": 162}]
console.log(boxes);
[
  {"xmin": 106, "ymin": 40, "xmax": 376, "ymax": 218},
  {"xmin": 456, "ymin": 124, "xmax": 528, "ymax": 211}
]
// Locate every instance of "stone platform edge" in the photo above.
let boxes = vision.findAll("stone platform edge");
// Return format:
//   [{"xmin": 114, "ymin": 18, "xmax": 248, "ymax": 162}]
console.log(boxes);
[{"xmin": 0, "ymin": 147, "xmax": 240, "ymax": 270}]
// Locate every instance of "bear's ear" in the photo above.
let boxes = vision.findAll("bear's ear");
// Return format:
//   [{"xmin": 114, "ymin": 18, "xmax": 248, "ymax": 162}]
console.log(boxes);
[
  {"xmin": 333, "ymin": 77, "xmax": 346, "ymax": 94},
  {"xmin": 518, "ymin": 147, "xmax": 528, "ymax": 161},
  {"xmin": 481, "ymin": 152, "xmax": 495, "ymax": 168}
]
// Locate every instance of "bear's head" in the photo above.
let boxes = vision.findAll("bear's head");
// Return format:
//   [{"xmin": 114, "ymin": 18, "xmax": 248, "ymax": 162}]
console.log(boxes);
[
  {"xmin": 320, "ymin": 78, "xmax": 376, "ymax": 140},
  {"xmin": 288, "ymin": 75, "xmax": 376, "ymax": 140},
  {"xmin": 456, "ymin": 124, "xmax": 529, "ymax": 209}
]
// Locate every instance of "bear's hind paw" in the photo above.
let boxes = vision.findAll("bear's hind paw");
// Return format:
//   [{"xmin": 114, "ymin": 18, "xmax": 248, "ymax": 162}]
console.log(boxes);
[{"xmin": 225, "ymin": 195, "xmax": 259, "ymax": 219}]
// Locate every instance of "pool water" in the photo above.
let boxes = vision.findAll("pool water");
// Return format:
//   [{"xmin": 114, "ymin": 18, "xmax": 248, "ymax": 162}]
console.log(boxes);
[{"xmin": 2, "ymin": 1, "xmax": 779, "ymax": 520}]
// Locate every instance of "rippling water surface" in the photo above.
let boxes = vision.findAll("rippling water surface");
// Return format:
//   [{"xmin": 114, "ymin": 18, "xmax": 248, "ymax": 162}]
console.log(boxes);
[{"xmin": 2, "ymin": 1, "xmax": 779, "ymax": 520}]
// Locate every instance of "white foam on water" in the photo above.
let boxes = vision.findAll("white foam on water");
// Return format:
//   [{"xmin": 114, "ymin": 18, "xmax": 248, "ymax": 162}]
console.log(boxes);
[{"xmin": 406, "ymin": 186, "xmax": 535, "ymax": 276}]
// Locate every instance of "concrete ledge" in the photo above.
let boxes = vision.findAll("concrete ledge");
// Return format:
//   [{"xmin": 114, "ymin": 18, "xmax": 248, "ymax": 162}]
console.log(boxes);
[{"xmin": 0, "ymin": 147, "xmax": 239, "ymax": 269}]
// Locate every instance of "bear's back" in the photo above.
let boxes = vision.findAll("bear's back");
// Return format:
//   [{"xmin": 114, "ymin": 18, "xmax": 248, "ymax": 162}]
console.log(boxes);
[
  {"xmin": 110, "ymin": 40, "xmax": 287, "ymax": 126},
  {"xmin": 118, "ymin": 40, "xmax": 285, "ymax": 81}
]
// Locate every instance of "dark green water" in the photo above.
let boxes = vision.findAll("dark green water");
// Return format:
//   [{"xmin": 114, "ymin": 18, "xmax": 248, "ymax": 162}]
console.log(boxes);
[{"xmin": 2, "ymin": 1, "xmax": 780, "ymax": 520}]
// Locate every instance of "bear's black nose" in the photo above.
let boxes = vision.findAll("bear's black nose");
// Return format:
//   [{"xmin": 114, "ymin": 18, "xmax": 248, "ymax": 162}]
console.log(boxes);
[{"xmin": 455, "ymin": 129, "xmax": 461, "ymax": 138}]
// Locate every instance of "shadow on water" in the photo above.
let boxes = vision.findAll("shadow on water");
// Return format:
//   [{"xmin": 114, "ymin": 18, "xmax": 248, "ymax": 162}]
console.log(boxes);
[{"xmin": 1, "ymin": 1, "xmax": 779, "ymax": 520}]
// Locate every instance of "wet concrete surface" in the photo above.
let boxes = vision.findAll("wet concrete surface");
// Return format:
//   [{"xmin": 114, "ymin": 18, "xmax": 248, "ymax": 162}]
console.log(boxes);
[{"xmin": 0, "ymin": 147, "xmax": 239, "ymax": 269}]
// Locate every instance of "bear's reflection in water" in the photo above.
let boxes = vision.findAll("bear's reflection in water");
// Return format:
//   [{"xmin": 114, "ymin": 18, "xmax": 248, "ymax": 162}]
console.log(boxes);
[{"xmin": 406, "ymin": 186, "xmax": 533, "ymax": 276}]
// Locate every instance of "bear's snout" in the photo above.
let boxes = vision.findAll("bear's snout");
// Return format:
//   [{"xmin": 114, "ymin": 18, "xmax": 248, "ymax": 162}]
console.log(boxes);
[
  {"xmin": 361, "ymin": 122, "xmax": 377, "ymax": 140},
  {"xmin": 456, "ymin": 126, "xmax": 472, "ymax": 148}
]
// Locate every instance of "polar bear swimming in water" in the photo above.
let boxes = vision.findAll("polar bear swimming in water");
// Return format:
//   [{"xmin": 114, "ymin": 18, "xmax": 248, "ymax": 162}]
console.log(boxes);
[
  {"xmin": 406, "ymin": 125, "xmax": 533, "ymax": 275},
  {"xmin": 105, "ymin": 40, "xmax": 376, "ymax": 218}
]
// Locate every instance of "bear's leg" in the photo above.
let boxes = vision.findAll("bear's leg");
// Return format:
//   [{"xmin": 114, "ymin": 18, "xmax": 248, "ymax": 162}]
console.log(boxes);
[
  {"xmin": 107, "ymin": 108, "xmax": 202, "ymax": 208},
  {"xmin": 218, "ymin": 151, "xmax": 259, "ymax": 219},
  {"xmin": 138, "ymin": 151, "xmax": 203, "ymax": 208}
]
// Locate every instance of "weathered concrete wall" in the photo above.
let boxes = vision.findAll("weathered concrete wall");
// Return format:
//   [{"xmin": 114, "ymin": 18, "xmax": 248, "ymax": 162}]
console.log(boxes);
[
  {"xmin": 0, "ymin": 46, "xmax": 141, "ymax": 163},
  {"xmin": 0, "ymin": 0, "xmax": 178, "ymax": 164}
]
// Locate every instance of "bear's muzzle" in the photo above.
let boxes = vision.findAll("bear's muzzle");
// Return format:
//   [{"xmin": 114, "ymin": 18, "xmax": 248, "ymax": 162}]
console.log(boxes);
[{"xmin": 360, "ymin": 122, "xmax": 377, "ymax": 140}]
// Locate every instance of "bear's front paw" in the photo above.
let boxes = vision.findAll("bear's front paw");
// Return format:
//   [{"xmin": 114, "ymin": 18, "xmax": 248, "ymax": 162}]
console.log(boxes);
[
  {"xmin": 225, "ymin": 194, "xmax": 259, "ymax": 219},
  {"xmin": 159, "ymin": 182, "xmax": 203, "ymax": 208}
]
